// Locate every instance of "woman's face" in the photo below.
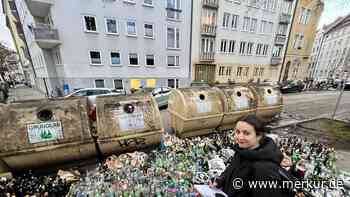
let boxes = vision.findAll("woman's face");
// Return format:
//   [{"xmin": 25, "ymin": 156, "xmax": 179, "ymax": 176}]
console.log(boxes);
[{"xmin": 234, "ymin": 121, "xmax": 261, "ymax": 149}]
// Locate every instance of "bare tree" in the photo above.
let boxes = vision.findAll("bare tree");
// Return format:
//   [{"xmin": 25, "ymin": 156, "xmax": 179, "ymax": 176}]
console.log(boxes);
[{"xmin": 0, "ymin": 42, "xmax": 14, "ymax": 81}]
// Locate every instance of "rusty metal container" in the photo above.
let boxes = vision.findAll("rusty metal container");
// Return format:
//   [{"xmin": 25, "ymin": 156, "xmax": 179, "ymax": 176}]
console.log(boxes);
[
  {"xmin": 214, "ymin": 85, "xmax": 256, "ymax": 131},
  {"xmin": 95, "ymin": 94, "xmax": 164, "ymax": 156},
  {"xmin": 248, "ymin": 85, "xmax": 283, "ymax": 122},
  {"xmin": 167, "ymin": 87, "xmax": 224, "ymax": 138},
  {"xmin": 0, "ymin": 97, "xmax": 96, "ymax": 173}
]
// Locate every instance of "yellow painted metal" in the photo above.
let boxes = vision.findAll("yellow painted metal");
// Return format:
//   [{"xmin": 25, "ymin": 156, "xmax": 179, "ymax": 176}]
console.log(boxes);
[
  {"xmin": 130, "ymin": 79, "xmax": 141, "ymax": 89},
  {"xmin": 146, "ymin": 79, "xmax": 156, "ymax": 88}
]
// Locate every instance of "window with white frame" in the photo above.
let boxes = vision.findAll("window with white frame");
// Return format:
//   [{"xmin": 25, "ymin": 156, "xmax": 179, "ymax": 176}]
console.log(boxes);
[
  {"xmin": 259, "ymin": 68, "xmax": 264, "ymax": 76},
  {"xmin": 262, "ymin": 0, "xmax": 268, "ymax": 9},
  {"xmin": 226, "ymin": 67, "xmax": 232, "ymax": 76},
  {"xmin": 144, "ymin": 23, "xmax": 154, "ymax": 38},
  {"xmin": 89, "ymin": 51, "xmax": 102, "ymax": 65},
  {"xmin": 54, "ymin": 50, "xmax": 62, "ymax": 65},
  {"xmin": 110, "ymin": 52, "xmax": 121, "ymax": 65},
  {"xmin": 105, "ymin": 18, "xmax": 118, "ymax": 34},
  {"xmin": 228, "ymin": 40, "xmax": 235, "ymax": 53},
  {"xmin": 114, "ymin": 79, "xmax": 124, "ymax": 90},
  {"xmin": 219, "ymin": 66, "xmax": 225, "ymax": 76},
  {"xmin": 223, "ymin": 13, "xmax": 230, "ymax": 28},
  {"xmin": 129, "ymin": 53, "xmax": 138, "ymax": 65},
  {"xmin": 144, "ymin": 0, "xmax": 153, "ymax": 6},
  {"xmin": 167, "ymin": 27, "xmax": 180, "ymax": 49},
  {"xmin": 123, "ymin": 0, "xmax": 136, "ymax": 4},
  {"xmin": 244, "ymin": 67, "xmax": 249, "ymax": 76},
  {"xmin": 242, "ymin": 17, "xmax": 250, "ymax": 31},
  {"xmin": 256, "ymin": 43, "xmax": 263, "ymax": 55},
  {"xmin": 220, "ymin": 39, "xmax": 227, "ymax": 52},
  {"xmin": 250, "ymin": 18, "xmax": 257, "ymax": 32},
  {"xmin": 231, "ymin": 14, "xmax": 239, "ymax": 29},
  {"xmin": 201, "ymin": 38, "xmax": 215, "ymax": 53},
  {"xmin": 167, "ymin": 55, "xmax": 179, "ymax": 67},
  {"xmin": 126, "ymin": 20, "xmax": 137, "ymax": 35},
  {"xmin": 248, "ymin": 0, "xmax": 258, "ymax": 7},
  {"xmin": 268, "ymin": 22, "xmax": 273, "ymax": 33},
  {"xmin": 272, "ymin": 46, "xmax": 282, "ymax": 57},
  {"xmin": 239, "ymin": 41, "xmax": 246, "ymax": 54},
  {"xmin": 278, "ymin": 24, "xmax": 288, "ymax": 35},
  {"xmin": 260, "ymin": 20, "xmax": 267, "ymax": 33},
  {"xmin": 146, "ymin": 54, "xmax": 155, "ymax": 66},
  {"xmin": 247, "ymin": 42, "xmax": 254, "ymax": 55},
  {"xmin": 95, "ymin": 79, "xmax": 105, "ymax": 88},
  {"xmin": 237, "ymin": 67, "xmax": 243, "ymax": 76},
  {"xmin": 253, "ymin": 67, "xmax": 259, "ymax": 76},
  {"xmin": 167, "ymin": 0, "xmax": 181, "ymax": 20},
  {"xmin": 262, "ymin": 44, "xmax": 269, "ymax": 55},
  {"xmin": 84, "ymin": 15, "xmax": 97, "ymax": 32},
  {"xmin": 168, "ymin": 79, "xmax": 179, "ymax": 88}
]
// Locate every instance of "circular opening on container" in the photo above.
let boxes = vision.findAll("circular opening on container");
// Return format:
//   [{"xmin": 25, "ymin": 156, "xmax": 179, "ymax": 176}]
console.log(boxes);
[
  {"xmin": 199, "ymin": 94, "xmax": 205, "ymax": 100},
  {"xmin": 37, "ymin": 109, "xmax": 53, "ymax": 121},
  {"xmin": 124, "ymin": 104, "xmax": 135, "ymax": 114},
  {"xmin": 267, "ymin": 89, "xmax": 272, "ymax": 94},
  {"xmin": 236, "ymin": 91, "xmax": 242, "ymax": 97}
]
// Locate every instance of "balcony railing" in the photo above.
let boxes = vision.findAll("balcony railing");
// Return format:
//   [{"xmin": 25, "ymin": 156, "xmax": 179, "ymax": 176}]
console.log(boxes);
[
  {"xmin": 271, "ymin": 56, "xmax": 282, "ymax": 66},
  {"xmin": 279, "ymin": 13, "xmax": 291, "ymax": 24},
  {"xmin": 25, "ymin": 0, "xmax": 54, "ymax": 18},
  {"xmin": 200, "ymin": 52, "xmax": 215, "ymax": 61},
  {"xmin": 33, "ymin": 23, "xmax": 61, "ymax": 48},
  {"xmin": 201, "ymin": 24, "xmax": 217, "ymax": 36},
  {"xmin": 275, "ymin": 34, "xmax": 286, "ymax": 45},
  {"xmin": 202, "ymin": 0, "xmax": 219, "ymax": 9}
]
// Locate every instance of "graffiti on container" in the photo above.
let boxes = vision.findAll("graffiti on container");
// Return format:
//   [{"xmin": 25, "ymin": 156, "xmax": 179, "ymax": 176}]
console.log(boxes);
[
  {"xmin": 117, "ymin": 137, "xmax": 147, "ymax": 147},
  {"xmin": 265, "ymin": 95, "xmax": 278, "ymax": 105},
  {"xmin": 118, "ymin": 112, "xmax": 145, "ymax": 131},
  {"xmin": 234, "ymin": 96, "xmax": 249, "ymax": 110},
  {"xmin": 26, "ymin": 121, "xmax": 64, "ymax": 144}
]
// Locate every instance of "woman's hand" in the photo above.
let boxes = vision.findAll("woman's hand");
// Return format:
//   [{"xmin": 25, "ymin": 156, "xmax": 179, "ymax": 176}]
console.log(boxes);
[
  {"xmin": 281, "ymin": 153, "xmax": 293, "ymax": 169},
  {"xmin": 208, "ymin": 180, "xmax": 218, "ymax": 188}
]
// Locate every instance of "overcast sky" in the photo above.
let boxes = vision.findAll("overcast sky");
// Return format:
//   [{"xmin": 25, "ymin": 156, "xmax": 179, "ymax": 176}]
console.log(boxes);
[{"xmin": 1, "ymin": 0, "xmax": 350, "ymax": 50}]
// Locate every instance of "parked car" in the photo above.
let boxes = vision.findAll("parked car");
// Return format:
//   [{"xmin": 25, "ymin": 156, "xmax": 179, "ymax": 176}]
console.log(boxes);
[
  {"xmin": 280, "ymin": 81, "xmax": 305, "ymax": 93},
  {"xmin": 64, "ymin": 88, "xmax": 125, "ymax": 98},
  {"xmin": 134, "ymin": 87, "xmax": 172, "ymax": 108}
]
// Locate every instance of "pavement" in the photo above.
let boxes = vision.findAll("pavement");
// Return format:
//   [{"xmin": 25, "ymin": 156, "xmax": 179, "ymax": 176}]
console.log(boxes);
[{"xmin": 6, "ymin": 84, "xmax": 46, "ymax": 103}]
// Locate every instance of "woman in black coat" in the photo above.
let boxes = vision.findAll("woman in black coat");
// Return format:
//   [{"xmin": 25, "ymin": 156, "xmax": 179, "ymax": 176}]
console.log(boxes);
[{"xmin": 211, "ymin": 115, "xmax": 292, "ymax": 197}]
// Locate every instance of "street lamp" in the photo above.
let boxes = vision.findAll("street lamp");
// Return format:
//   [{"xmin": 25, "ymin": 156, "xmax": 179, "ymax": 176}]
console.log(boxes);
[{"xmin": 332, "ymin": 70, "xmax": 348, "ymax": 119}]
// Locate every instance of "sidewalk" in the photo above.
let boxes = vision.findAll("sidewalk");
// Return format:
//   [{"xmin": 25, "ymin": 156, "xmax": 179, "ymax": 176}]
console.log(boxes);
[{"xmin": 7, "ymin": 85, "xmax": 46, "ymax": 103}]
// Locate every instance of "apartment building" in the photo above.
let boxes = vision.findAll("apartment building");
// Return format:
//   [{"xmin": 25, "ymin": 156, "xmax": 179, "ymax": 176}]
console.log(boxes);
[
  {"xmin": 11, "ymin": 0, "xmax": 192, "ymax": 94},
  {"xmin": 192, "ymin": 0, "xmax": 294, "ymax": 84},
  {"xmin": 311, "ymin": 14, "xmax": 350, "ymax": 81},
  {"xmin": 279, "ymin": 0, "xmax": 323, "ymax": 82}
]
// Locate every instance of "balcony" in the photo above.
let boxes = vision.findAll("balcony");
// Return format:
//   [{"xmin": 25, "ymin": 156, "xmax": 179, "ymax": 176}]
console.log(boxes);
[
  {"xmin": 200, "ymin": 52, "xmax": 215, "ymax": 62},
  {"xmin": 279, "ymin": 13, "xmax": 291, "ymax": 24},
  {"xmin": 271, "ymin": 56, "xmax": 282, "ymax": 66},
  {"xmin": 25, "ymin": 0, "xmax": 54, "ymax": 17},
  {"xmin": 201, "ymin": 24, "xmax": 216, "ymax": 36},
  {"xmin": 33, "ymin": 23, "xmax": 61, "ymax": 49},
  {"xmin": 275, "ymin": 34, "xmax": 287, "ymax": 45},
  {"xmin": 202, "ymin": 0, "xmax": 219, "ymax": 9}
]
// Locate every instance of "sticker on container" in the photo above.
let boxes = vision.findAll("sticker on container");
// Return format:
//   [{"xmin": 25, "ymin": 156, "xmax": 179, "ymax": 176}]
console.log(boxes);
[
  {"xmin": 195, "ymin": 100, "xmax": 212, "ymax": 113},
  {"xmin": 27, "ymin": 121, "xmax": 64, "ymax": 144},
  {"xmin": 265, "ymin": 95, "xmax": 278, "ymax": 105},
  {"xmin": 118, "ymin": 112, "xmax": 145, "ymax": 131},
  {"xmin": 234, "ymin": 96, "xmax": 249, "ymax": 110}
]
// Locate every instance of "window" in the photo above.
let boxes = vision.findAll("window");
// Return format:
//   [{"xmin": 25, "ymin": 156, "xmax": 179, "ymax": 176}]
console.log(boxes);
[
  {"xmin": 89, "ymin": 51, "xmax": 102, "ymax": 65},
  {"xmin": 254, "ymin": 67, "xmax": 259, "ymax": 76},
  {"xmin": 105, "ymin": 18, "xmax": 118, "ymax": 34},
  {"xmin": 223, "ymin": 13, "xmax": 230, "ymax": 28},
  {"xmin": 144, "ymin": 23, "xmax": 154, "ymax": 38},
  {"xmin": 239, "ymin": 41, "xmax": 246, "ymax": 54},
  {"xmin": 220, "ymin": 39, "xmax": 227, "ymax": 52},
  {"xmin": 167, "ymin": 27, "xmax": 180, "ymax": 49},
  {"xmin": 228, "ymin": 40, "xmax": 235, "ymax": 53},
  {"xmin": 114, "ymin": 79, "xmax": 124, "ymax": 90},
  {"xmin": 256, "ymin": 43, "xmax": 263, "ymax": 55},
  {"xmin": 146, "ymin": 54, "xmax": 155, "ymax": 66},
  {"xmin": 226, "ymin": 67, "xmax": 232, "ymax": 76},
  {"xmin": 231, "ymin": 14, "xmax": 239, "ymax": 29},
  {"xmin": 95, "ymin": 79, "xmax": 105, "ymax": 88},
  {"xmin": 129, "ymin": 53, "xmax": 138, "ymax": 65},
  {"xmin": 84, "ymin": 15, "xmax": 97, "ymax": 32},
  {"xmin": 268, "ymin": 22, "xmax": 273, "ymax": 33},
  {"xmin": 260, "ymin": 20, "xmax": 267, "ymax": 33},
  {"xmin": 167, "ymin": 0, "xmax": 181, "ymax": 20},
  {"xmin": 237, "ymin": 67, "xmax": 243, "ymax": 76},
  {"xmin": 244, "ymin": 67, "xmax": 249, "ymax": 76},
  {"xmin": 110, "ymin": 52, "xmax": 121, "ymax": 65},
  {"xmin": 278, "ymin": 24, "xmax": 288, "ymax": 35},
  {"xmin": 262, "ymin": 0, "xmax": 268, "ymax": 9},
  {"xmin": 219, "ymin": 66, "xmax": 225, "ymax": 76},
  {"xmin": 124, "ymin": 0, "xmax": 136, "ymax": 4},
  {"xmin": 144, "ymin": 0, "xmax": 153, "ymax": 6},
  {"xmin": 259, "ymin": 68, "xmax": 264, "ymax": 76},
  {"xmin": 167, "ymin": 55, "xmax": 180, "ymax": 67},
  {"xmin": 201, "ymin": 38, "xmax": 215, "ymax": 53},
  {"xmin": 54, "ymin": 50, "xmax": 62, "ymax": 65},
  {"xmin": 243, "ymin": 17, "xmax": 250, "ymax": 31},
  {"xmin": 126, "ymin": 20, "xmax": 137, "ymax": 35},
  {"xmin": 250, "ymin": 18, "xmax": 257, "ymax": 32},
  {"xmin": 247, "ymin": 42, "xmax": 254, "ymax": 55},
  {"xmin": 248, "ymin": 0, "xmax": 258, "ymax": 7},
  {"xmin": 168, "ymin": 79, "xmax": 179, "ymax": 88},
  {"xmin": 272, "ymin": 46, "xmax": 282, "ymax": 57},
  {"xmin": 262, "ymin": 44, "xmax": 269, "ymax": 55}
]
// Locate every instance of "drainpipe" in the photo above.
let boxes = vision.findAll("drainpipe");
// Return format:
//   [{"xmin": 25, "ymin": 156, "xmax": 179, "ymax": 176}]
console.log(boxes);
[
  {"xmin": 188, "ymin": 0, "xmax": 194, "ymax": 87},
  {"xmin": 278, "ymin": 0, "xmax": 299, "ymax": 83}
]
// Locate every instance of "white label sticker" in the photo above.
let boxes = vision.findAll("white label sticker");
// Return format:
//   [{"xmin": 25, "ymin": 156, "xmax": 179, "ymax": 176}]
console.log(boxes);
[
  {"xmin": 195, "ymin": 100, "xmax": 212, "ymax": 113},
  {"xmin": 27, "ymin": 121, "xmax": 64, "ymax": 144},
  {"xmin": 234, "ymin": 96, "xmax": 249, "ymax": 110},
  {"xmin": 266, "ymin": 95, "xmax": 278, "ymax": 105},
  {"xmin": 118, "ymin": 112, "xmax": 145, "ymax": 131}
]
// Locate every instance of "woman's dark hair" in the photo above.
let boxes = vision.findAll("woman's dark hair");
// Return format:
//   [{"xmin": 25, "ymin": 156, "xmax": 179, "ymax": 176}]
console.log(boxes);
[{"xmin": 238, "ymin": 115, "xmax": 268, "ymax": 136}]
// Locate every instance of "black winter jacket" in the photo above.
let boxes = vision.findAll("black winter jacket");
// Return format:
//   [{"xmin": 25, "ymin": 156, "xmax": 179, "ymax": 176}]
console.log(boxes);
[{"xmin": 216, "ymin": 137, "xmax": 290, "ymax": 197}]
